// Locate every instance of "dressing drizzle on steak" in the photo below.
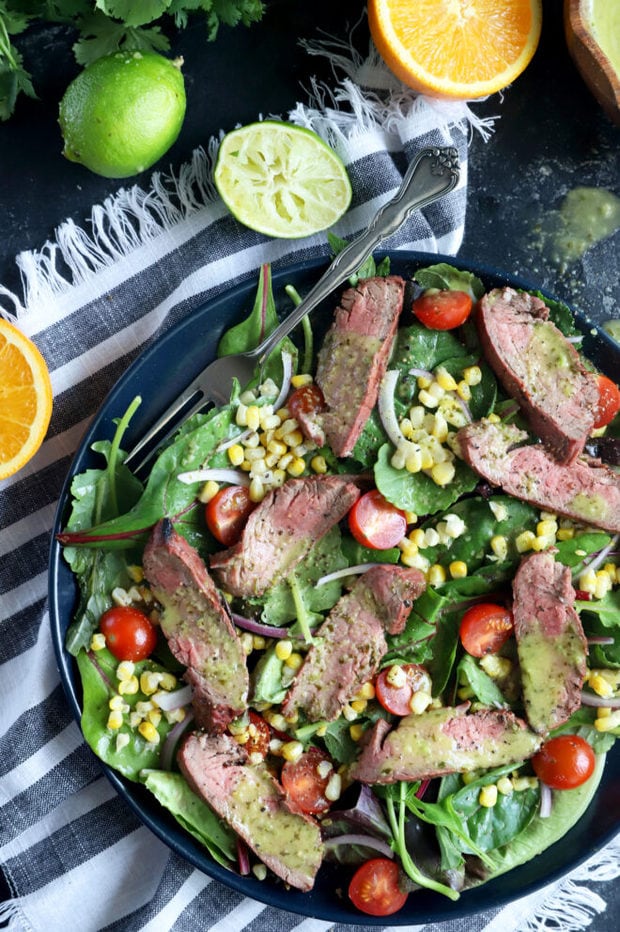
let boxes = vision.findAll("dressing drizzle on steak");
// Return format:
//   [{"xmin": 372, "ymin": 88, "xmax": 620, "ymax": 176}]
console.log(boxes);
[
  {"xmin": 315, "ymin": 275, "xmax": 406, "ymax": 457},
  {"xmin": 209, "ymin": 474, "xmax": 361, "ymax": 597},
  {"xmin": 476, "ymin": 288, "xmax": 598, "ymax": 464},
  {"xmin": 143, "ymin": 519, "xmax": 248, "ymax": 732},
  {"xmin": 457, "ymin": 418, "xmax": 620, "ymax": 533},
  {"xmin": 282, "ymin": 565, "xmax": 426, "ymax": 722}
]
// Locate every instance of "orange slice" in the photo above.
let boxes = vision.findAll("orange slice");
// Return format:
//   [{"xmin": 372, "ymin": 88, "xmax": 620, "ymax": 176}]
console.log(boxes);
[
  {"xmin": 369, "ymin": 0, "xmax": 543, "ymax": 99},
  {"xmin": 0, "ymin": 318, "xmax": 53, "ymax": 480}
]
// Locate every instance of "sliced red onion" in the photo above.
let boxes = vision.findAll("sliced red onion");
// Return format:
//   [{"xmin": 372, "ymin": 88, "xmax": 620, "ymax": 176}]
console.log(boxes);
[
  {"xmin": 216, "ymin": 429, "xmax": 252, "ymax": 453},
  {"xmin": 572, "ymin": 534, "xmax": 619, "ymax": 579},
  {"xmin": 232, "ymin": 612, "xmax": 291, "ymax": 640},
  {"xmin": 323, "ymin": 833, "xmax": 395, "ymax": 859},
  {"xmin": 581, "ymin": 690, "xmax": 620, "ymax": 709},
  {"xmin": 176, "ymin": 467, "xmax": 250, "ymax": 486},
  {"xmin": 409, "ymin": 366, "xmax": 434, "ymax": 381},
  {"xmin": 273, "ymin": 350, "xmax": 294, "ymax": 412},
  {"xmin": 416, "ymin": 778, "xmax": 431, "ymax": 799},
  {"xmin": 587, "ymin": 636, "xmax": 614, "ymax": 645},
  {"xmin": 159, "ymin": 709, "xmax": 194, "ymax": 771},
  {"xmin": 154, "ymin": 683, "xmax": 193, "ymax": 711},
  {"xmin": 539, "ymin": 781, "xmax": 553, "ymax": 819},
  {"xmin": 316, "ymin": 563, "xmax": 381, "ymax": 587},
  {"xmin": 237, "ymin": 837, "xmax": 251, "ymax": 876},
  {"xmin": 378, "ymin": 369, "xmax": 406, "ymax": 447}
]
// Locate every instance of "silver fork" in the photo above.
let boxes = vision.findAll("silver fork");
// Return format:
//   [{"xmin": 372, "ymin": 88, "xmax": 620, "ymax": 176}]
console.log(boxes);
[{"xmin": 124, "ymin": 145, "xmax": 460, "ymax": 473}]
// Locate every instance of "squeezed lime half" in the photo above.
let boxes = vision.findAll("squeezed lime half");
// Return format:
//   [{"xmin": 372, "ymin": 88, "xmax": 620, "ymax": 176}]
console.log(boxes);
[
  {"xmin": 59, "ymin": 51, "xmax": 186, "ymax": 179},
  {"xmin": 214, "ymin": 121, "xmax": 353, "ymax": 239}
]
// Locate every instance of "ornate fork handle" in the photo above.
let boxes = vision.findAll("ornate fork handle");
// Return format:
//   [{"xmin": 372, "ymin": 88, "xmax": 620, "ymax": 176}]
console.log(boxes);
[{"xmin": 255, "ymin": 146, "xmax": 460, "ymax": 366}]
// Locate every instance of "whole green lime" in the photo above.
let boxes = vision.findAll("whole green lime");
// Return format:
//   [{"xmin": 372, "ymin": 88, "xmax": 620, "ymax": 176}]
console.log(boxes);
[{"xmin": 59, "ymin": 51, "xmax": 186, "ymax": 179}]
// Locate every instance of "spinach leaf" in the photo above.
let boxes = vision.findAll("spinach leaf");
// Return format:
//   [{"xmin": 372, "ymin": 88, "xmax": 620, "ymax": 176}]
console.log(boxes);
[
  {"xmin": 383, "ymin": 588, "xmax": 441, "ymax": 666},
  {"xmin": 144, "ymin": 771, "xmax": 236, "ymax": 867},
  {"xmin": 581, "ymin": 589, "xmax": 620, "ymax": 667},
  {"xmin": 77, "ymin": 648, "xmax": 175, "ymax": 780},
  {"xmin": 556, "ymin": 532, "xmax": 612, "ymax": 568},
  {"xmin": 457, "ymin": 654, "xmax": 508, "ymax": 708},
  {"xmin": 327, "ymin": 233, "xmax": 390, "ymax": 284},
  {"xmin": 414, "ymin": 263, "xmax": 485, "ymax": 301},
  {"xmin": 250, "ymin": 646, "xmax": 287, "ymax": 705},
  {"xmin": 374, "ymin": 443, "xmax": 478, "ymax": 515}
]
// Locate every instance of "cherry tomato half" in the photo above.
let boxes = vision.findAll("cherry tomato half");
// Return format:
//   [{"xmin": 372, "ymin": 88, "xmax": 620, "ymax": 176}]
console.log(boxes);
[
  {"xmin": 459, "ymin": 602, "xmax": 514, "ymax": 657},
  {"xmin": 348, "ymin": 489, "xmax": 408, "ymax": 550},
  {"xmin": 593, "ymin": 374, "xmax": 620, "ymax": 430},
  {"xmin": 281, "ymin": 746, "xmax": 333, "ymax": 815},
  {"xmin": 375, "ymin": 663, "xmax": 432, "ymax": 717},
  {"xmin": 99, "ymin": 605, "xmax": 157, "ymax": 662},
  {"xmin": 348, "ymin": 857, "xmax": 408, "ymax": 917},
  {"xmin": 287, "ymin": 382, "xmax": 325, "ymax": 421},
  {"xmin": 205, "ymin": 484, "xmax": 255, "ymax": 547},
  {"xmin": 412, "ymin": 289, "xmax": 473, "ymax": 330},
  {"xmin": 532, "ymin": 735, "xmax": 596, "ymax": 790}
]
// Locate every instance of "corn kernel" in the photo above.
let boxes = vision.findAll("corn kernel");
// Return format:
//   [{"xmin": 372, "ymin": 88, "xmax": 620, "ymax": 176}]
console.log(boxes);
[
  {"xmin": 235, "ymin": 403, "xmax": 248, "ymax": 426},
  {"xmin": 386, "ymin": 665, "xmax": 407, "ymax": 688},
  {"xmin": 430, "ymin": 461, "xmax": 456, "ymax": 486},
  {"xmin": 116, "ymin": 660, "xmax": 135, "ymax": 681},
  {"xmin": 349, "ymin": 723, "xmax": 365, "ymax": 742},
  {"xmin": 252, "ymin": 635, "xmax": 266, "ymax": 651},
  {"xmin": 240, "ymin": 632, "xmax": 254, "ymax": 655},
  {"xmin": 433, "ymin": 365, "xmax": 457, "ymax": 392},
  {"xmin": 480, "ymin": 654, "xmax": 513, "ymax": 678},
  {"xmin": 165, "ymin": 707, "xmax": 187, "ymax": 724},
  {"xmin": 159, "ymin": 672, "xmax": 177, "ymax": 691},
  {"xmin": 449, "ymin": 560, "xmax": 468, "ymax": 579},
  {"xmin": 285, "ymin": 457, "xmax": 305, "ymax": 477},
  {"xmin": 148, "ymin": 710, "xmax": 162, "ymax": 728},
  {"xmin": 107, "ymin": 710, "xmax": 124, "ymax": 730},
  {"xmin": 140, "ymin": 671, "xmax": 161, "ymax": 695},
  {"xmin": 417, "ymin": 374, "xmax": 432, "ymax": 390},
  {"xmin": 398, "ymin": 538, "xmax": 418, "ymax": 558},
  {"xmin": 556, "ymin": 527, "xmax": 575, "ymax": 541},
  {"xmin": 275, "ymin": 639, "xmax": 293, "ymax": 661},
  {"xmin": 342, "ymin": 703, "xmax": 358, "ymax": 721},
  {"xmin": 355, "ymin": 681, "xmax": 376, "ymax": 701},
  {"xmin": 90, "ymin": 632, "xmax": 106, "ymax": 651},
  {"xmin": 418, "ymin": 388, "xmax": 439, "ymax": 408},
  {"xmin": 427, "ymin": 564, "xmax": 447, "ymax": 587},
  {"xmin": 244, "ymin": 405, "xmax": 260, "ymax": 432},
  {"xmin": 108, "ymin": 695, "xmax": 127, "ymax": 712},
  {"xmin": 594, "ymin": 710, "xmax": 620, "ymax": 731},
  {"xmin": 227, "ymin": 444, "xmax": 245, "ymax": 466},
  {"xmin": 512, "ymin": 775, "xmax": 538, "ymax": 791},
  {"xmin": 111, "ymin": 586, "xmax": 132, "ymax": 607},
  {"xmin": 281, "ymin": 740, "xmax": 304, "ymax": 763},
  {"xmin": 579, "ymin": 568, "xmax": 597, "ymax": 594},
  {"xmin": 463, "ymin": 365, "xmax": 482, "ymax": 386},
  {"xmin": 291, "ymin": 373, "xmax": 313, "ymax": 388},
  {"xmin": 350, "ymin": 698, "xmax": 367, "ymax": 713},
  {"xmin": 497, "ymin": 776, "xmax": 514, "ymax": 796},
  {"xmin": 490, "ymin": 535, "xmax": 508, "ymax": 561},
  {"xmin": 409, "ymin": 690, "xmax": 432, "ymax": 714},
  {"xmin": 400, "ymin": 551, "xmax": 430, "ymax": 572},
  {"xmin": 115, "ymin": 733, "xmax": 130, "ymax": 753},
  {"xmin": 310, "ymin": 455, "xmax": 327, "ymax": 474},
  {"xmin": 264, "ymin": 710, "xmax": 288, "ymax": 731},
  {"xmin": 324, "ymin": 773, "xmax": 342, "ymax": 802},
  {"xmin": 589, "ymin": 672, "xmax": 614, "ymax": 698},
  {"xmin": 286, "ymin": 430, "xmax": 304, "ymax": 448},
  {"xmin": 252, "ymin": 863, "xmax": 268, "ymax": 881},
  {"xmin": 277, "ymin": 452, "xmax": 293, "ymax": 470},
  {"xmin": 515, "ymin": 530, "xmax": 536, "ymax": 553},
  {"xmin": 138, "ymin": 721, "xmax": 160, "ymax": 745},
  {"xmin": 285, "ymin": 651, "xmax": 303, "ymax": 670},
  {"xmin": 461, "ymin": 770, "xmax": 480, "ymax": 785},
  {"xmin": 118, "ymin": 675, "xmax": 139, "ymax": 696},
  {"xmin": 249, "ymin": 477, "xmax": 265, "ymax": 503},
  {"xmin": 479, "ymin": 784, "xmax": 498, "ymax": 808},
  {"xmin": 409, "ymin": 528, "xmax": 426, "ymax": 548},
  {"xmin": 409, "ymin": 405, "xmax": 426, "ymax": 428},
  {"xmin": 456, "ymin": 380, "xmax": 472, "ymax": 402}
]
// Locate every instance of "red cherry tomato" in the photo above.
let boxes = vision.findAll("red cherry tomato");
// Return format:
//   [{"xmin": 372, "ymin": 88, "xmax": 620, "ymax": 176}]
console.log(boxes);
[
  {"xmin": 348, "ymin": 857, "xmax": 408, "ymax": 917},
  {"xmin": 287, "ymin": 382, "xmax": 325, "ymax": 420},
  {"xmin": 99, "ymin": 605, "xmax": 157, "ymax": 661},
  {"xmin": 412, "ymin": 289, "xmax": 473, "ymax": 330},
  {"xmin": 348, "ymin": 489, "xmax": 408, "ymax": 550},
  {"xmin": 245, "ymin": 711, "xmax": 271, "ymax": 759},
  {"xmin": 593, "ymin": 374, "xmax": 620, "ymax": 429},
  {"xmin": 532, "ymin": 735, "xmax": 596, "ymax": 790},
  {"xmin": 375, "ymin": 663, "xmax": 432, "ymax": 716},
  {"xmin": 459, "ymin": 602, "xmax": 514, "ymax": 657},
  {"xmin": 281, "ymin": 746, "xmax": 333, "ymax": 814},
  {"xmin": 205, "ymin": 485, "xmax": 255, "ymax": 547}
]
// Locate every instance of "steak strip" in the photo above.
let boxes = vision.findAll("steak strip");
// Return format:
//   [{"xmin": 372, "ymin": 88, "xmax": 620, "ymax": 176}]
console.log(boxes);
[
  {"xmin": 512, "ymin": 551, "xmax": 588, "ymax": 734},
  {"xmin": 457, "ymin": 418, "xmax": 620, "ymax": 533},
  {"xmin": 282, "ymin": 565, "xmax": 426, "ymax": 722},
  {"xmin": 349, "ymin": 706, "xmax": 541, "ymax": 785},
  {"xmin": 477, "ymin": 288, "xmax": 598, "ymax": 464},
  {"xmin": 178, "ymin": 732, "xmax": 323, "ymax": 891},
  {"xmin": 143, "ymin": 519, "xmax": 248, "ymax": 732},
  {"xmin": 315, "ymin": 275, "xmax": 406, "ymax": 457},
  {"xmin": 210, "ymin": 474, "xmax": 361, "ymax": 597}
]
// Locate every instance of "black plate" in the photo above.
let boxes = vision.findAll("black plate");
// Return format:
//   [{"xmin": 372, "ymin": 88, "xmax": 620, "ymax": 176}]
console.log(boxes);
[{"xmin": 49, "ymin": 252, "xmax": 620, "ymax": 924}]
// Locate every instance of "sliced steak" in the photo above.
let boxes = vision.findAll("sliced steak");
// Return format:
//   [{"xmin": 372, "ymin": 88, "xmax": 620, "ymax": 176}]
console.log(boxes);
[
  {"xmin": 457, "ymin": 419, "xmax": 620, "ymax": 533},
  {"xmin": 512, "ymin": 551, "xmax": 588, "ymax": 734},
  {"xmin": 178, "ymin": 731, "xmax": 323, "ymax": 891},
  {"xmin": 143, "ymin": 519, "xmax": 248, "ymax": 732},
  {"xmin": 315, "ymin": 275, "xmax": 406, "ymax": 457},
  {"xmin": 209, "ymin": 474, "xmax": 361, "ymax": 597},
  {"xmin": 282, "ymin": 565, "xmax": 426, "ymax": 722},
  {"xmin": 349, "ymin": 706, "xmax": 541, "ymax": 784},
  {"xmin": 477, "ymin": 288, "xmax": 598, "ymax": 464}
]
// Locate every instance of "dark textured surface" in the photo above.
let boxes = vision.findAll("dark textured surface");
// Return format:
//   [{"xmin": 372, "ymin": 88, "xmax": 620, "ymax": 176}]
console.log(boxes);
[{"xmin": 1, "ymin": 0, "xmax": 618, "ymax": 926}]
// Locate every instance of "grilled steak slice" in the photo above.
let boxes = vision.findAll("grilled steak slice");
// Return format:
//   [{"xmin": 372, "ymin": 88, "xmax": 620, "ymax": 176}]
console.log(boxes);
[
  {"xmin": 209, "ymin": 475, "xmax": 361, "ymax": 597},
  {"xmin": 349, "ymin": 706, "xmax": 541, "ymax": 784},
  {"xmin": 315, "ymin": 275, "xmax": 406, "ymax": 457},
  {"xmin": 178, "ymin": 732, "xmax": 323, "ymax": 891},
  {"xmin": 282, "ymin": 565, "xmax": 426, "ymax": 722},
  {"xmin": 513, "ymin": 551, "xmax": 587, "ymax": 734},
  {"xmin": 477, "ymin": 288, "xmax": 598, "ymax": 464},
  {"xmin": 457, "ymin": 419, "xmax": 620, "ymax": 533},
  {"xmin": 143, "ymin": 519, "xmax": 248, "ymax": 732}
]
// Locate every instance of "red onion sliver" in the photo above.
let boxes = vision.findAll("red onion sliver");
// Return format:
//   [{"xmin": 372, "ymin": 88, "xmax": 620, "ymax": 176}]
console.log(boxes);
[
  {"xmin": 378, "ymin": 369, "xmax": 406, "ymax": 447},
  {"xmin": 539, "ymin": 781, "xmax": 553, "ymax": 819},
  {"xmin": 159, "ymin": 709, "xmax": 194, "ymax": 771},
  {"xmin": 316, "ymin": 563, "xmax": 381, "ymax": 587},
  {"xmin": 232, "ymin": 612, "xmax": 291, "ymax": 640},
  {"xmin": 323, "ymin": 833, "xmax": 395, "ymax": 859},
  {"xmin": 581, "ymin": 690, "xmax": 620, "ymax": 709},
  {"xmin": 237, "ymin": 837, "xmax": 251, "ymax": 876},
  {"xmin": 177, "ymin": 467, "xmax": 250, "ymax": 486},
  {"xmin": 273, "ymin": 350, "xmax": 294, "ymax": 413},
  {"xmin": 154, "ymin": 684, "xmax": 193, "ymax": 711}
]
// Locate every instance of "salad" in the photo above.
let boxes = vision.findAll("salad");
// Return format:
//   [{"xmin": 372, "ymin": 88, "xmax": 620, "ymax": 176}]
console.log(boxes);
[{"xmin": 57, "ymin": 252, "xmax": 620, "ymax": 918}]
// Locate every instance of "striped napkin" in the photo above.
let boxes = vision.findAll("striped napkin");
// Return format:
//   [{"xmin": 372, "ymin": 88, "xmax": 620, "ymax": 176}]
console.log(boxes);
[{"xmin": 1, "ymin": 42, "xmax": 618, "ymax": 932}]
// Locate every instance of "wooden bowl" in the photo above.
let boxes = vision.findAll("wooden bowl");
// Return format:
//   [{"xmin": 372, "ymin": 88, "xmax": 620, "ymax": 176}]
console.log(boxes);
[{"xmin": 564, "ymin": 0, "xmax": 620, "ymax": 125}]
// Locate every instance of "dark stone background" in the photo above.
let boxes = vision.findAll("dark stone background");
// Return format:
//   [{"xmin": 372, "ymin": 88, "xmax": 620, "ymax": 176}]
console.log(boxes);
[{"xmin": 1, "ymin": 0, "xmax": 618, "ymax": 927}]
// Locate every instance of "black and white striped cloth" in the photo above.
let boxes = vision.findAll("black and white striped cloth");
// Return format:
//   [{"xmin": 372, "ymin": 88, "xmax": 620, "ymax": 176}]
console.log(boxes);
[{"xmin": 1, "ymin": 55, "xmax": 618, "ymax": 932}]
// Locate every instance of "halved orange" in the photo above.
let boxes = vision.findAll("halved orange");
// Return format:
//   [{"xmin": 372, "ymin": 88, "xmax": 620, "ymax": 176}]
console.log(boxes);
[
  {"xmin": 369, "ymin": 0, "xmax": 543, "ymax": 99},
  {"xmin": 0, "ymin": 318, "xmax": 53, "ymax": 480}
]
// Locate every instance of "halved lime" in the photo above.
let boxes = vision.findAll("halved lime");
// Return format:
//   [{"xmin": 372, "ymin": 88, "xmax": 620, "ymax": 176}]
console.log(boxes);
[{"xmin": 213, "ymin": 121, "xmax": 353, "ymax": 239}]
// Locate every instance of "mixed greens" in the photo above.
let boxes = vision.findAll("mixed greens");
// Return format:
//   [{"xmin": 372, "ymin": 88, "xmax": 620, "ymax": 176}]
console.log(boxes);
[{"xmin": 58, "ymin": 255, "xmax": 620, "ymax": 916}]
